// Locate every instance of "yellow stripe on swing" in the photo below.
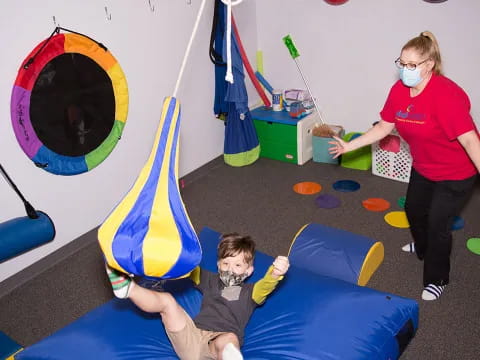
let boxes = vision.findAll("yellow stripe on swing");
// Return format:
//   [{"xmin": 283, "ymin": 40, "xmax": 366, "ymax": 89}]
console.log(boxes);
[
  {"xmin": 143, "ymin": 99, "xmax": 182, "ymax": 277},
  {"xmin": 98, "ymin": 97, "xmax": 174, "ymax": 272}
]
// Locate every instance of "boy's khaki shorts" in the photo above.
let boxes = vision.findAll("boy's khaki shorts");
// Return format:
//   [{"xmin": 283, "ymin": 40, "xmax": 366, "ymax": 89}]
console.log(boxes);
[{"xmin": 166, "ymin": 309, "xmax": 226, "ymax": 360}]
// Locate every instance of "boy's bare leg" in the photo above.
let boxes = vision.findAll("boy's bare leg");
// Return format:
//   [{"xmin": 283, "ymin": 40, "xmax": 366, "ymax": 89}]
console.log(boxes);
[
  {"xmin": 106, "ymin": 265, "xmax": 186, "ymax": 332},
  {"xmin": 128, "ymin": 285, "xmax": 187, "ymax": 332},
  {"xmin": 209, "ymin": 333, "xmax": 243, "ymax": 360}
]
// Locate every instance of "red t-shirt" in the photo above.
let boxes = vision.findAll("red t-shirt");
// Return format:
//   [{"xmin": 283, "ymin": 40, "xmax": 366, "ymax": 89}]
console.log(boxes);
[{"xmin": 380, "ymin": 74, "xmax": 477, "ymax": 181}]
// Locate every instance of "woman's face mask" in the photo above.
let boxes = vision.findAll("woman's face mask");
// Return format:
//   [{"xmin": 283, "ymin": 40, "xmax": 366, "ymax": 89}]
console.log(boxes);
[
  {"xmin": 399, "ymin": 67, "xmax": 423, "ymax": 87},
  {"xmin": 397, "ymin": 48, "xmax": 431, "ymax": 88}
]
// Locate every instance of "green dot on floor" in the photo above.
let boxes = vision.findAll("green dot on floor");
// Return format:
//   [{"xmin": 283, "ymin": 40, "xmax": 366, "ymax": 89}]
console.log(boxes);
[
  {"xmin": 466, "ymin": 238, "xmax": 480, "ymax": 255},
  {"xmin": 397, "ymin": 196, "xmax": 406, "ymax": 209}
]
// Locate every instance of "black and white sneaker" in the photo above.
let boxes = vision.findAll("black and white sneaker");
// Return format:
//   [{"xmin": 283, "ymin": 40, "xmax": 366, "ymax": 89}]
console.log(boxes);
[
  {"xmin": 401, "ymin": 242, "xmax": 415, "ymax": 253},
  {"xmin": 422, "ymin": 284, "xmax": 446, "ymax": 301}
]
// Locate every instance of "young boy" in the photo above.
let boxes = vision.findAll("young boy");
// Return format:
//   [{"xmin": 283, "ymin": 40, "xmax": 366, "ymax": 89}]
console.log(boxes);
[{"xmin": 106, "ymin": 233, "xmax": 290, "ymax": 360}]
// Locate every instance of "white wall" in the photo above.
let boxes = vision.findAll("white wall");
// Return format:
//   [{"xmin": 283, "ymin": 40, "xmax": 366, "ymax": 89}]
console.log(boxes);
[
  {"xmin": 0, "ymin": 0, "xmax": 258, "ymax": 282},
  {"xmin": 3, "ymin": 0, "xmax": 480, "ymax": 283},
  {"xmin": 256, "ymin": 0, "xmax": 480, "ymax": 132}
]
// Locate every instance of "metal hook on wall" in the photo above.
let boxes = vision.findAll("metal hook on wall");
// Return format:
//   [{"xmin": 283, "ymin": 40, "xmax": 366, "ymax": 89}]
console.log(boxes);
[
  {"xmin": 52, "ymin": 16, "xmax": 60, "ymax": 27},
  {"xmin": 148, "ymin": 0, "xmax": 155, "ymax": 12},
  {"xmin": 105, "ymin": 6, "xmax": 112, "ymax": 20}
]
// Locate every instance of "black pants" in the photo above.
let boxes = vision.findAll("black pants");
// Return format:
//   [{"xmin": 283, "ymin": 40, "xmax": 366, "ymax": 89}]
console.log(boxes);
[{"xmin": 404, "ymin": 168, "xmax": 477, "ymax": 287}]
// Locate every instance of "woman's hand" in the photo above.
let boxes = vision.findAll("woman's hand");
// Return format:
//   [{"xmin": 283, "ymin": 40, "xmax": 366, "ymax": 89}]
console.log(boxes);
[
  {"xmin": 328, "ymin": 120, "xmax": 395, "ymax": 158},
  {"xmin": 328, "ymin": 136, "xmax": 350, "ymax": 159}
]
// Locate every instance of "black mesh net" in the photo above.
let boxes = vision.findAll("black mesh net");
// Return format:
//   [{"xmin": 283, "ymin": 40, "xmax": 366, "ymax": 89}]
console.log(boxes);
[{"xmin": 30, "ymin": 53, "xmax": 115, "ymax": 157}]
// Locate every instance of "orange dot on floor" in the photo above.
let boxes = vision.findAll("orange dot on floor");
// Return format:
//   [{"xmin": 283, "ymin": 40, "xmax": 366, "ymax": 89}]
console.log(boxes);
[
  {"xmin": 362, "ymin": 198, "xmax": 391, "ymax": 212},
  {"xmin": 384, "ymin": 211, "xmax": 410, "ymax": 228},
  {"xmin": 293, "ymin": 181, "xmax": 322, "ymax": 195}
]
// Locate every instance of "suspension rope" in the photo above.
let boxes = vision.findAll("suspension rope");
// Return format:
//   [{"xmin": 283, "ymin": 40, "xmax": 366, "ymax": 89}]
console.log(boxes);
[
  {"xmin": 221, "ymin": 0, "xmax": 243, "ymax": 84},
  {"xmin": 0, "ymin": 163, "xmax": 38, "ymax": 219},
  {"xmin": 172, "ymin": 0, "xmax": 244, "ymax": 94},
  {"xmin": 224, "ymin": 0, "xmax": 233, "ymax": 83},
  {"xmin": 23, "ymin": 26, "xmax": 107, "ymax": 70},
  {"xmin": 173, "ymin": 0, "xmax": 208, "ymax": 97}
]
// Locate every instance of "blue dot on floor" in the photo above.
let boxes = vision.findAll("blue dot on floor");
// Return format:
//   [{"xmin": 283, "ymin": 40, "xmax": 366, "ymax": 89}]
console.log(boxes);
[
  {"xmin": 315, "ymin": 194, "xmax": 341, "ymax": 209},
  {"xmin": 332, "ymin": 179, "xmax": 360, "ymax": 192}
]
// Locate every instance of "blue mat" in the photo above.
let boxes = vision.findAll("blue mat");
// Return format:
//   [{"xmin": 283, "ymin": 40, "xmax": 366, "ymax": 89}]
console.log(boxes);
[{"xmin": 16, "ymin": 227, "xmax": 418, "ymax": 360}]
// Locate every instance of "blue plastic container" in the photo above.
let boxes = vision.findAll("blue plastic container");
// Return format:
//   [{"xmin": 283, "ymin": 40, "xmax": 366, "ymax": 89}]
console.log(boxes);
[{"xmin": 312, "ymin": 128, "xmax": 345, "ymax": 164}]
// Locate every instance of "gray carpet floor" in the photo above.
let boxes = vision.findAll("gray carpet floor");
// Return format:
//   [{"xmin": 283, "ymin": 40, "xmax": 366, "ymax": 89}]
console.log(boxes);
[{"xmin": 1, "ymin": 156, "xmax": 479, "ymax": 359}]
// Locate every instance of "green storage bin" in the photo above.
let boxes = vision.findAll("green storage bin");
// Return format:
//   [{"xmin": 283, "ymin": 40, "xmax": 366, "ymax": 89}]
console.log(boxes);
[
  {"xmin": 312, "ymin": 128, "xmax": 345, "ymax": 164},
  {"xmin": 253, "ymin": 119, "xmax": 298, "ymax": 164},
  {"xmin": 340, "ymin": 132, "xmax": 372, "ymax": 170}
]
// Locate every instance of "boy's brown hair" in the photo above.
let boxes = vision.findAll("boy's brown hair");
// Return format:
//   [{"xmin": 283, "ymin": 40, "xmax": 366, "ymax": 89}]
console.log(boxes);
[{"xmin": 217, "ymin": 233, "xmax": 255, "ymax": 265}]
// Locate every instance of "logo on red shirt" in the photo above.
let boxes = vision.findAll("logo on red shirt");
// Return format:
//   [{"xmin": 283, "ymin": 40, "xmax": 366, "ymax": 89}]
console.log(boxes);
[{"xmin": 395, "ymin": 105, "xmax": 425, "ymax": 124}]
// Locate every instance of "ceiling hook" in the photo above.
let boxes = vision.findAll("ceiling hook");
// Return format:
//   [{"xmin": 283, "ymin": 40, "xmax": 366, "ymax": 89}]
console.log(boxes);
[
  {"xmin": 105, "ymin": 6, "xmax": 112, "ymax": 20},
  {"xmin": 148, "ymin": 0, "xmax": 155, "ymax": 12}
]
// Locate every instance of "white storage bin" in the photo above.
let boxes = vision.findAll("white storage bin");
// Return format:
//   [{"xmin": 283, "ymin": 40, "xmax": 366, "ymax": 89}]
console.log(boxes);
[{"xmin": 372, "ymin": 130, "xmax": 412, "ymax": 183}]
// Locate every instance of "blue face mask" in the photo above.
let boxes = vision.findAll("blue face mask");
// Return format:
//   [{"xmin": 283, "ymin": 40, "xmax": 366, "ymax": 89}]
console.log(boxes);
[{"xmin": 399, "ymin": 67, "xmax": 422, "ymax": 87}]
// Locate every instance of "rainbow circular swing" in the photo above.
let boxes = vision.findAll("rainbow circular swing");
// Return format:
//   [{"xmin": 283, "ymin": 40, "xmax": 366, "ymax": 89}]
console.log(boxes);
[{"xmin": 11, "ymin": 27, "xmax": 128, "ymax": 175}]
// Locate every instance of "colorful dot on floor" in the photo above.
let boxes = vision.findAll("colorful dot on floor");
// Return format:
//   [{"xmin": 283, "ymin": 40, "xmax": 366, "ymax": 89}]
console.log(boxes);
[
  {"xmin": 466, "ymin": 238, "xmax": 480, "ymax": 255},
  {"xmin": 315, "ymin": 194, "xmax": 341, "ymax": 209},
  {"xmin": 332, "ymin": 179, "xmax": 360, "ymax": 192},
  {"xmin": 397, "ymin": 196, "xmax": 406, "ymax": 209},
  {"xmin": 451, "ymin": 216, "xmax": 464, "ymax": 231},
  {"xmin": 293, "ymin": 181, "xmax": 322, "ymax": 195},
  {"xmin": 384, "ymin": 211, "xmax": 410, "ymax": 228},
  {"xmin": 362, "ymin": 198, "xmax": 391, "ymax": 212}
]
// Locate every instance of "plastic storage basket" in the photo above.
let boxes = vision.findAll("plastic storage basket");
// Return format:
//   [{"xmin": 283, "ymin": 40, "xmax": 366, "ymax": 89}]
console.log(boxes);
[
  {"xmin": 312, "ymin": 126, "xmax": 344, "ymax": 165},
  {"xmin": 372, "ymin": 130, "xmax": 412, "ymax": 183},
  {"xmin": 340, "ymin": 132, "xmax": 372, "ymax": 170}
]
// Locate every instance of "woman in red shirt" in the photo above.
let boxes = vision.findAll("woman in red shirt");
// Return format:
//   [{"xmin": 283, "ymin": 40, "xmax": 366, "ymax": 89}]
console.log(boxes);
[{"xmin": 330, "ymin": 31, "xmax": 480, "ymax": 301}]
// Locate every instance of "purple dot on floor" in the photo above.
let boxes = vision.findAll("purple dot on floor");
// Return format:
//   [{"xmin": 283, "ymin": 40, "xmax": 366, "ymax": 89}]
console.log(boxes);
[
  {"xmin": 315, "ymin": 194, "xmax": 341, "ymax": 209},
  {"xmin": 332, "ymin": 179, "xmax": 360, "ymax": 192}
]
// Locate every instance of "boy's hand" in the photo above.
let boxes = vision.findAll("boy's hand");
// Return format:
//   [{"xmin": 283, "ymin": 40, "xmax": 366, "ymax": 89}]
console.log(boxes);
[{"xmin": 271, "ymin": 256, "xmax": 289, "ymax": 277}]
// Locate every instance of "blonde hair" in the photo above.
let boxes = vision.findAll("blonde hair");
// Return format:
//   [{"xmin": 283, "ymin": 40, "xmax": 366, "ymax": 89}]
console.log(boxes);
[{"xmin": 402, "ymin": 31, "xmax": 443, "ymax": 75}]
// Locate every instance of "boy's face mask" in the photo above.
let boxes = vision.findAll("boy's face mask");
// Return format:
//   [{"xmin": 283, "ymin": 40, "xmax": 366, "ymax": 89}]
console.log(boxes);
[{"xmin": 219, "ymin": 270, "xmax": 249, "ymax": 287}]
